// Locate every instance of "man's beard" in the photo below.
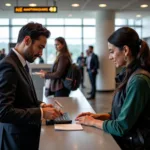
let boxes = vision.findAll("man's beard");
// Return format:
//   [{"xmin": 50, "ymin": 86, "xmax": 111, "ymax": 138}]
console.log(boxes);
[
  {"xmin": 24, "ymin": 50, "xmax": 38, "ymax": 63},
  {"xmin": 24, "ymin": 54, "xmax": 34, "ymax": 63}
]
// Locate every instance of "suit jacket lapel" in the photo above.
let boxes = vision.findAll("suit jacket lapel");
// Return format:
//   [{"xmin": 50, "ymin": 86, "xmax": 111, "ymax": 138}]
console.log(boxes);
[
  {"xmin": 9, "ymin": 50, "xmax": 38, "ymax": 105},
  {"xmin": 9, "ymin": 50, "xmax": 31, "ymax": 85}
]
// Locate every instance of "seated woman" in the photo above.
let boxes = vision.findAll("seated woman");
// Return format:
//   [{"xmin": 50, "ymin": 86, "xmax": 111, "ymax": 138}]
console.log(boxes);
[
  {"xmin": 76, "ymin": 27, "xmax": 150, "ymax": 150},
  {"xmin": 39, "ymin": 37, "xmax": 71, "ymax": 97}
]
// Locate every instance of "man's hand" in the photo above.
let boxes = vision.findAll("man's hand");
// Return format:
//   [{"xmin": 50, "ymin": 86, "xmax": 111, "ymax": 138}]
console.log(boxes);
[
  {"xmin": 41, "ymin": 103, "xmax": 53, "ymax": 108},
  {"xmin": 42, "ymin": 107, "xmax": 62, "ymax": 120}
]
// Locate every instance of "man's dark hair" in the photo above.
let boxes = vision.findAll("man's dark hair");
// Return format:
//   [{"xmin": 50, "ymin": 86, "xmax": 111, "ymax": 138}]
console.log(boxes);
[
  {"xmin": 17, "ymin": 22, "xmax": 50, "ymax": 43},
  {"xmin": 89, "ymin": 45, "xmax": 93, "ymax": 49}
]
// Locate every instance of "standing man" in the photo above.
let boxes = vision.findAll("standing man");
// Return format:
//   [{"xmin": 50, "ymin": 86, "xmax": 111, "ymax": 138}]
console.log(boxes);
[
  {"xmin": 0, "ymin": 22, "xmax": 61, "ymax": 150},
  {"xmin": 87, "ymin": 45, "xmax": 99, "ymax": 99},
  {"xmin": 77, "ymin": 52, "xmax": 86, "ymax": 88}
]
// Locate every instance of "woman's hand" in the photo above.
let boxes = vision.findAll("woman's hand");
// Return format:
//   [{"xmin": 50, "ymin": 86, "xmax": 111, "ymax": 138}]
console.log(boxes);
[
  {"xmin": 76, "ymin": 116, "xmax": 96, "ymax": 126},
  {"xmin": 39, "ymin": 70, "xmax": 47, "ymax": 78},
  {"xmin": 75, "ymin": 112, "xmax": 103, "ymax": 120},
  {"xmin": 75, "ymin": 112, "xmax": 94, "ymax": 120},
  {"xmin": 76, "ymin": 115, "xmax": 104, "ymax": 129},
  {"xmin": 75, "ymin": 112, "xmax": 110, "ymax": 121}
]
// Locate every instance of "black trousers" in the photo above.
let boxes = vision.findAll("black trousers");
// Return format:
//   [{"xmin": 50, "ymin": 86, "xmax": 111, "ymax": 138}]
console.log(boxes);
[
  {"xmin": 0, "ymin": 123, "xmax": 41, "ymax": 150},
  {"xmin": 88, "ymin": 70, "xmax": 97, "ymax": 98},
  {"xmin": 54, "ymin": 87, "xmax": 70, "ymax": 97}
]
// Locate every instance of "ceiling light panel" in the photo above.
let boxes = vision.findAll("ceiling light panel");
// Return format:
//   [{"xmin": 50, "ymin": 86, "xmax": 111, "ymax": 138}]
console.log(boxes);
[{"xmin": 72, "ymin": 4, "xmax": 80, "ymax": 7}]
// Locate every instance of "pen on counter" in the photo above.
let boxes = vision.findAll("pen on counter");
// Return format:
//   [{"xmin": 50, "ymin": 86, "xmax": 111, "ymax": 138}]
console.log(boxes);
[{"xmin": 54, "ymin": 100, "xmax": 63, "ymax": 108}]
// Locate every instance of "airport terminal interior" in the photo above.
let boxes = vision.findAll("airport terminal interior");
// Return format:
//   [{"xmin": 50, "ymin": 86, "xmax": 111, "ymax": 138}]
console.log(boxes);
[{"xmin": 0, "ymin": 0, "xmax": 150, "ymax": 149}]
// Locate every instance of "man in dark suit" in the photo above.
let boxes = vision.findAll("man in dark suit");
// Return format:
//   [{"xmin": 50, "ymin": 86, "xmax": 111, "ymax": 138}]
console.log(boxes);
[
  {"xmin": 86, "ymin": 46, "xmax": 99, "ymax": 99},
  {"xmin": 0, "ymin": 22, "xmax": 61, "ymax": 150}
]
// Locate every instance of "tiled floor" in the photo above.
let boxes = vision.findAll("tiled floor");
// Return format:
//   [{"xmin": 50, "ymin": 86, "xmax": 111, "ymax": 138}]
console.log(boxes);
[{"xmin": 81, "ymin": 88, "xmax": 114, "ymax": 113}]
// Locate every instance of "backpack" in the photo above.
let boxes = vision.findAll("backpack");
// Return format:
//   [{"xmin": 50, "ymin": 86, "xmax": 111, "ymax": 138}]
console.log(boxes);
[{"xmin": 63, "ymin": 63, "xmax": 81, "ymax": 91}]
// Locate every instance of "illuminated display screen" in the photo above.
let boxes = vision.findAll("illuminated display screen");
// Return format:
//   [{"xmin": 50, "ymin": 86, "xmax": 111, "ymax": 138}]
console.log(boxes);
[{"xmin": 14, "ymin": 6, "xmax": 57, "ymax": 13}]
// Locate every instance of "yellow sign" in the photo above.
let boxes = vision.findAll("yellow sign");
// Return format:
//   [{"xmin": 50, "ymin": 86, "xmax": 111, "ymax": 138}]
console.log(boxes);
[{"xmin": 14, "ymin": 6, "xmax": 57, "ymax": 13}]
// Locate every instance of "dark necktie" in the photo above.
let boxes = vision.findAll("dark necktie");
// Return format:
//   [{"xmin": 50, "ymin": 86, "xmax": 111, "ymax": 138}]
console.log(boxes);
[{"xmin": 24, "ymin": 64, "xmax": 29, "ymax": 73}]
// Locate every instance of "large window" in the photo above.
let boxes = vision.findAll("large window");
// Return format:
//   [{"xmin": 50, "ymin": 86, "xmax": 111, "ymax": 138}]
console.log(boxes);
[
  {"xmin": 9, "ymin": 18, "xmax": 95, "ymax": 63},
  {"xmin": 115, "ymin": 19, "xmax": 127, "ymax": 26},
  {"xmin": 47, "ymin": 19, "xmax": 64, "ymax": 25},
  {"xmin": 115, "ymin": 18, "xmax": 142, "ymax": 38},
  {"xmin": 83, "ymin": 19, "xmax": 96, "ymax": 25},
  {"xmin": 65, "ymin": 27, "xmax": 82, "ymax": 38},
  {"xmin": 47, "ymin": 27, "xmax": 64, "ymax": 38},
  {"xmin": 12, "ymin": 19, "xmax": 28, "ymax": 25},
  {"xmin": 66, "ymin": 39, "xmax": 82, "ymax": 63},
  {"xmin": 65, "ymin": 19, "xmax": 82, "ymax": 25},
  {"xmin": 11, "ymin": 27, "xmax": 22, "ymax": 40},
  {"xmin": 0, "ymin": 17, "xmax": 142, "ymax": 63},
  {"xmin": 0, "ymin": 26, "xmax": 9, "ymax": 53},
  {"xmin": 47, "ymin": 39, "xmax": 57, "ymax": 64},
  {"xmin": 0, "ymin": 19, "xmax": 9, "ymax": 25}
]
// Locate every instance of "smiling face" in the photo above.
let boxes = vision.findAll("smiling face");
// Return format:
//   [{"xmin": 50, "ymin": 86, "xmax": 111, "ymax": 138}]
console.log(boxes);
[
  {"xmin": 23, "ymin": 35, "xmax": 47, "ymax": 63},
  {"xmin": 108, "ymin": 42, "xmax": 126, "ymax": 68}
]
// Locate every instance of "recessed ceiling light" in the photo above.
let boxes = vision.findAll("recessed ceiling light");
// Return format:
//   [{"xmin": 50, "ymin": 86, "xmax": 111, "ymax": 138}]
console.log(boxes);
[
  {"xmin": 29, "ymin": 3, "xmax": 37, "ymax": 7},
  {"xmin": 99, "ymin": 4, "xmax": 107, "ymax": 8},
  {"xmin": 72, "ymin": 3, "xmax": 80, "ymax": 7},
  {"xmin": 140, "ymin": 4, "xmax": 148, "ymax": 8},
  {"xmin": 136, "ymin": 14, "xmax": 141, "ymax": 18},
  {"xmin": 5, "ymin": 3, "xmax": 11, "ymax": 7}
]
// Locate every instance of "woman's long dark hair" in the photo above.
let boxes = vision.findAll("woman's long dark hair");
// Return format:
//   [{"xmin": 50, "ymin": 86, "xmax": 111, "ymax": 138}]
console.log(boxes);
[
  {"xmin": 55, "ymin": 37, "xmax": 71, "ymax": 63},
  {"xmin": 108, "ymin": 27, "xmax": 150, "ymax": 90}
]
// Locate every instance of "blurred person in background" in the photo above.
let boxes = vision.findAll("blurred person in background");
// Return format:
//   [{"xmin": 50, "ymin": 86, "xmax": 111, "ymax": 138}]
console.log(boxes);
[
  {"xmin": 77, "ymin": 52, "xmax": 86, "ymax": 88},
  {"xmin": 38, "ymin": 37, "xmax": 72, "ymax": 97},
  {"xmin": 86, "ymin": 46, "xmax": 99, "ymax": 99}
]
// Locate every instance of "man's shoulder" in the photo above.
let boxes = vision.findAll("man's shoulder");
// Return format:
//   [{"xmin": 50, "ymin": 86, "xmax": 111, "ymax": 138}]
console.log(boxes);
[
  {"xmin": 0, "ymin": 52, "xmax": 16, "ymax": 68},
  {"xmin": 94, "ymin": 53, "xmax": 98, "ymax": 57},
  {"xmin": 91, "ymin": 53, "xmax": 98, "ymax": 59}
]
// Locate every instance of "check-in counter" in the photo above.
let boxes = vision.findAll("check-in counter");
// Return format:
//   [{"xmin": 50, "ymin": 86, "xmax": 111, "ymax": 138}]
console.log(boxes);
[{"xmin": 39, "ymin": 90, "xmax": 120, "ymax": 150}]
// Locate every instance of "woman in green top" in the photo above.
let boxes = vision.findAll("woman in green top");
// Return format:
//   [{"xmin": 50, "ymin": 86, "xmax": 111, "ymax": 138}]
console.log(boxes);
[{"xmin": 76, "ymin": 27, "xmax": 150, "ymax": 150}]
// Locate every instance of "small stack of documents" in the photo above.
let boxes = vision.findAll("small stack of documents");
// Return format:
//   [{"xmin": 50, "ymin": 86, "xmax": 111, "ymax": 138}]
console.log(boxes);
[{"xmin": 54, "ymin": 124, "xmax": 83, "ymax": 131}]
